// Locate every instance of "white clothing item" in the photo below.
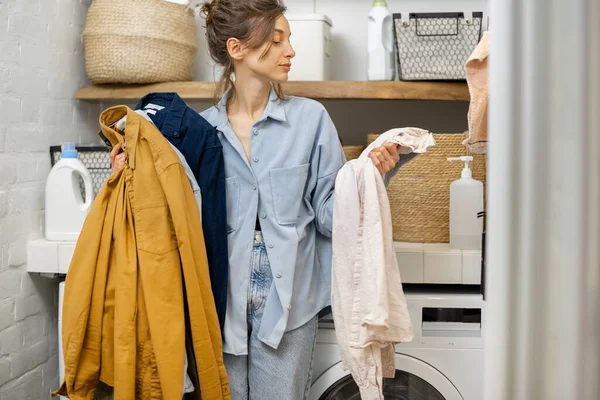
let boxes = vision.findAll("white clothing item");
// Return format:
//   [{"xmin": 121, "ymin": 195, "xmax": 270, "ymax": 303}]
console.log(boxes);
[
  {"xmin": 169, "ymin": 143, "xmax": 202, "ymax": 222},
  {"xmin": 332, "ymin": 127, "xmax": 434, "ymax": 400}
]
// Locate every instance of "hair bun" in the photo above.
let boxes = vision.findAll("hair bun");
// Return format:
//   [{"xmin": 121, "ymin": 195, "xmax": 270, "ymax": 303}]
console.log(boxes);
[{"xmin": 200, "ymin": 1, "xmax": 216, "ymax": 25}]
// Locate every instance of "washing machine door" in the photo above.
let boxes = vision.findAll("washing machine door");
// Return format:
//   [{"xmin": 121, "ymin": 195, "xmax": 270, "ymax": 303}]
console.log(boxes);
[{"xmin": 309, "ymin": 353, "xmax": 462, "ymax": 400}]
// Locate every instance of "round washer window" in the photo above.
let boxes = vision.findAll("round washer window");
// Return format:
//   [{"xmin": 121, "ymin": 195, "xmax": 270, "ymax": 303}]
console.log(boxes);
[{"xmin": 319, "ymin": 371, "xmax": 446, "ymax": 400}]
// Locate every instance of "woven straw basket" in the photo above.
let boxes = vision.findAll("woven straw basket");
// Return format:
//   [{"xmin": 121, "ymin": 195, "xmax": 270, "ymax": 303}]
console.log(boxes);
[
  {"xmin": 343, "ymin": 145, "xmax": 365, "ymax": 161},
  {"xmin": 367, "ymin": 132, "xmax": 487, "ymax": 243},
  {"xmin": 83, "ymin": 0, "xmax": 197, "ymax": 84}
]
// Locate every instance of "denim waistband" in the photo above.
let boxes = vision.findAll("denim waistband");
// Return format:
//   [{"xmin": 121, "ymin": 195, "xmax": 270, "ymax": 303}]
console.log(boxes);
[{"xmin": 253, "ymin": 230, "xmax": 264, "ymax": 246}]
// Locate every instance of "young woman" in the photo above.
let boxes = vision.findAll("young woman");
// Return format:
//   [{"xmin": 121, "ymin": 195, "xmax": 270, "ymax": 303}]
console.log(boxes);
[{"xmin": 112, "ymin": 0, "xmax": 400, "ymax": 398}]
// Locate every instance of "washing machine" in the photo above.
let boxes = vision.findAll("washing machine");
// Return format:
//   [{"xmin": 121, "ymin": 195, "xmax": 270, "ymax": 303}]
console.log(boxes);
[{"xmin": 309, "ymin": 290, "xmax": 484, "ymax": 400}]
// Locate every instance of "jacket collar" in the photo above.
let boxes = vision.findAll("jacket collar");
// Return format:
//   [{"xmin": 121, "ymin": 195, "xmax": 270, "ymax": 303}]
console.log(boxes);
[
  {"xmin": 135, "ymin": 92, "xmax": 186, "ymax": 137},
  {"xmin": 100, "ymin": 106, "xmax": 141, "ymax": 170},
  {"xmin": 215, "ymin": 85, "xmax": 287, "ymax": 130}
]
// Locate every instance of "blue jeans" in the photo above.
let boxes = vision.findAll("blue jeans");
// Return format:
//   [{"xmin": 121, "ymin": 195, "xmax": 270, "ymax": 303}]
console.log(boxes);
[{"xmin": 223, "ymin": 231, "xmax": 318, "ymax": 400}]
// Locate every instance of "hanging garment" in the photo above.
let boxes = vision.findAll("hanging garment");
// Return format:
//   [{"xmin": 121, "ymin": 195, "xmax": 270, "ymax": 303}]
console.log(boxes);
[
  {"xmin": 118, "ymin": 110, "xmax": 200, "ymax": 395},
  {"xmin": 463, "ymin": 31, "xmax": 490, "ymax": 154},
  {"xmin": 332, "ymin": 127, "xmax": 435, "ymax": 400},
  {"xmin": 135, "ymin": 93, "xmax": 228, "ymax": 333},
  {"xmin": 54, "ymin": 106, "xmax": 229, "ymax": 400}
]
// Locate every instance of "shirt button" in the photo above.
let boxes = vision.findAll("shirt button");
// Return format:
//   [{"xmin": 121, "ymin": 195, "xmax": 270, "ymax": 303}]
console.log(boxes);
[
  {"xmin": 253, "ymin": 156, "xmax": 259, "ymax": 162},
  {"xmin": 268, "ymin": 243, "xmax": 274, "ymax": 248},
  {"xmin": 287, "ymin": 304, "xmax": 292, "ymax": 310},
  {"xmin": 253, "ymin": 185, "xmax": 257, "ymax": 191},
  {"xmin": 276, "ymin": 273, "xmax": 282, "ymax": 279},
  {"xmin": 253, "ymin": 130, "xmax": 258, "ymax": 136},
  {"xmin": 260, "ymin": 213, "xmax": 266, "ymax": 219}
]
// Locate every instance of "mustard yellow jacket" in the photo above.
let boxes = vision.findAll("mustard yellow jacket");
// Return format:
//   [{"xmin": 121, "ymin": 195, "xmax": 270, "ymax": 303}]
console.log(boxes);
[{"xmin": 55, "ymin": 106, "xmax": 230, "ymax": 399}]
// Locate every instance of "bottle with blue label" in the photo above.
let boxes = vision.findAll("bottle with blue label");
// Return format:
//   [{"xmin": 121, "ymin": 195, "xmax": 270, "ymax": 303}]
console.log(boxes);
[{"xmin": 45, "ymin": 143, "xmax": 93, "ymax": 241}]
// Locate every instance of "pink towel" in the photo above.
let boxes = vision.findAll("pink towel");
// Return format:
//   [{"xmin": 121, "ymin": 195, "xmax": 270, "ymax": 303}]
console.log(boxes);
[{"xmin": 463, "ymin": 31, "xmax": 490, "ymax": 154}]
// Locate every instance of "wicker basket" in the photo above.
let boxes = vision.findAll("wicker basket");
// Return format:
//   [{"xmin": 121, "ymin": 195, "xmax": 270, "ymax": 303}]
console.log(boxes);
[
  {"xmin": 343, "ymin": 145, "xmax": 365, "ymax": 161},
  {"xmin": 83, "ymin": 0, "xmax": 197, "ymax": 84},
  {"xmin": 367, "ymin": 132, "xmax": 487, "ymax": 243}
]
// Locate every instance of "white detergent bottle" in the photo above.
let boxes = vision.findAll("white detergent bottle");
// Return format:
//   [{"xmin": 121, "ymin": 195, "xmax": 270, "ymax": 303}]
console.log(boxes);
[
  {"xmin": 367, "ymin": 0, "xmax": 395, "ymax": 81},
  {"xmin": 45, "ymin": 143, "xmax": 93, "ymax": 241},
  {"xmin": 448, "ymin": 156, "xmax": 483, "ymax": 249}
]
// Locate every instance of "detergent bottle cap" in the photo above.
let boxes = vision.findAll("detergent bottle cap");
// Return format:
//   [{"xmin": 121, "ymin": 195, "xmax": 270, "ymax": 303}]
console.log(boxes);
[{"xmin": 61, "ymin": 142, "xmax": 77, "ymax": 159}]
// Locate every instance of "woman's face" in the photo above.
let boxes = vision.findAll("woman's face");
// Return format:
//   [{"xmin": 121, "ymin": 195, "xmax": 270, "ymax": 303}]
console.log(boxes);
[{"xmin": 243, "ymin": 16, "xmax": 296, "ymax": 83}]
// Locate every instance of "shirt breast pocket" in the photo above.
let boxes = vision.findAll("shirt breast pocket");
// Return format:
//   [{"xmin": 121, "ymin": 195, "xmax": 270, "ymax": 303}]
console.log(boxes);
[
  {"xmin": 226, "ymin": 176, "xmax": 240, "ymax": 233},
  {"xmin": 269, "ymin": 163, "xmax": 310, "ymax": 226}
]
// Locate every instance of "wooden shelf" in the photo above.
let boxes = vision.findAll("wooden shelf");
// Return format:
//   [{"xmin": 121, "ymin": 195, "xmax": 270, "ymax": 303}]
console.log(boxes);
[{"xmin": 75, "ymin": 81, "xmax": 469, "ymax": 102}]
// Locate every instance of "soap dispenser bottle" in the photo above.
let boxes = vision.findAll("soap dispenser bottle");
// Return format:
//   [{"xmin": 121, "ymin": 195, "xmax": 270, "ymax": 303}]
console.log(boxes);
[{"xmin": 447, "ymin": 156, "xmax": 483, "ymax": 249}]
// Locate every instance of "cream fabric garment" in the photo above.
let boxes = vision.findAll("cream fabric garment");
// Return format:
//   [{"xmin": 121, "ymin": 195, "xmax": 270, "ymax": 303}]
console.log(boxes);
[{"xmin": 332, "ymin": 127, "xmax": 434, "ymax": 400}]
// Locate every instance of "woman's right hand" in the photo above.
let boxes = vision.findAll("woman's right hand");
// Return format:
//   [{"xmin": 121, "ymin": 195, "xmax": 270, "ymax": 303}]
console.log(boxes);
[{"xmin": 110, "ymin": 143, "xmax": 126, "ymax": 172}]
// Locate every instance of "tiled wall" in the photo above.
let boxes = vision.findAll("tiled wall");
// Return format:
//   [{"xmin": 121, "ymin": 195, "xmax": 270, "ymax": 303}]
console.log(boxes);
[{"xmin": 0, "ymin": 1, "xmax": 101, "ymax": 397}]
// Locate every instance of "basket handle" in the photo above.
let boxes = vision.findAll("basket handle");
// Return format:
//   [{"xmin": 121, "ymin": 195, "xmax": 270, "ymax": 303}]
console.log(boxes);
[{"xmin": 415, "ymin": 14, "xmax": 460, "ymax": 37}]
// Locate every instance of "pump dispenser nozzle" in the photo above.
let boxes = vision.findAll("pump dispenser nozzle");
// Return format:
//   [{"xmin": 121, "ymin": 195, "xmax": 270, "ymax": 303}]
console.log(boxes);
[{"xmin": 448, "ymin": 156, "xmax": 474, "ymax": 178}]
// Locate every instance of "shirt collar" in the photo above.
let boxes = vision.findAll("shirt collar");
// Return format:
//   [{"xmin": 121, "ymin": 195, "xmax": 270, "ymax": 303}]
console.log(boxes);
[
  {"xmin": 215, "ymin": 85, "xmax": 287, "ymax": 130},
  {"xmin": 135, "ymin": 92, "xmax": 187, "ymax": 137},
  {"xmin": 100, "ymin": 106, "xmax": 141, "ymax": 170}
]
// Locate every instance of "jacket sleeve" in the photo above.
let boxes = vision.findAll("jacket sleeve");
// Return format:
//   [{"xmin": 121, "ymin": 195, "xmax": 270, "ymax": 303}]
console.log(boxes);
[{"xmin": 308, "ymin": 106, "xmax": 346, "ymax": 238}]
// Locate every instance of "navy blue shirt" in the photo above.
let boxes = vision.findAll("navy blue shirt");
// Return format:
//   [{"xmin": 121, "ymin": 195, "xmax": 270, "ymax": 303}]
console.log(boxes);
[{"xmin": 135, "ymin": 93, "xmax": 228, "ymax": 333}]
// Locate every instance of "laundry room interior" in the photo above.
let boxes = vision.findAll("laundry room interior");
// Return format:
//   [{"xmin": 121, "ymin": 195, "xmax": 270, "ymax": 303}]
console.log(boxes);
[{"xmin": 0, "ymin": 0, "xmax": 598, "ymax": 399}]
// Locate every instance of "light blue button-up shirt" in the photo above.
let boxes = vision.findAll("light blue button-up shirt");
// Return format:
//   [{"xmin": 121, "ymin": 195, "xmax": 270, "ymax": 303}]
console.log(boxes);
[{"xmin": 200, "ymin": 88, "xmax": 345, "ymax": 355}]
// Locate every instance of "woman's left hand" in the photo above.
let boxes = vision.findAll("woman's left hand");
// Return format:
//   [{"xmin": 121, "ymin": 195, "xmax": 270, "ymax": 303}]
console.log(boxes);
[{"xmin": 368, "ymin": 142, "xmax": 400, "ymax": 176}]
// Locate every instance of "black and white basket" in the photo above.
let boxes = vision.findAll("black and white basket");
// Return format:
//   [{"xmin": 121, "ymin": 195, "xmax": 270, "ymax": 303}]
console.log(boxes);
[
  {"xmin": 50, "ymin": 145, "xmax": 111, "ymax": 198},
  {"xmin": 393, "ymin": 12, "xmax": 483, "ymax": 81}
]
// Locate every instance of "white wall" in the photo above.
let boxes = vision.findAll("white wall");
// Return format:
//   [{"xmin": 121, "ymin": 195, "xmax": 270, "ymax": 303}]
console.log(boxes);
[
  {"xmin": 0, "ymin": 0, "xmax": 101, "ymax": 397},
  {"xmin": 191, "ymin": 0, "xmax": 486, "ymax": 143}
]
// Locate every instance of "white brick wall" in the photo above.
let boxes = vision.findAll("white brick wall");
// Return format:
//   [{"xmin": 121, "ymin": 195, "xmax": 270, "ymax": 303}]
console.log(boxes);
[{"xmin": 0, "ymin": 0, "xmax": 101, "ymax": 398}]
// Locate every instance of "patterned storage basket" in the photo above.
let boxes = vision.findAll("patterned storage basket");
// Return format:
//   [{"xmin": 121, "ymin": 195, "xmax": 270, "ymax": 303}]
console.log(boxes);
[
  {"xmin": 367, "ymin": 132, "xmax": 487, "ymax": 243},
  {"xmin": 83, "ymin": 0, "xmax": 197, "ymax": 84},
  {"xmin": 393, "ymin": 12, "xmax": 483, "ymax": 81},
  {"xmin": 50, "ymin": 146, "xmax": 111, "ymax": 199}
]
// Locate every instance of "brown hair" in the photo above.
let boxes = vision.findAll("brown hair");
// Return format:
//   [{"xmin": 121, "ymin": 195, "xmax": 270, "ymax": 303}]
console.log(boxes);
[{"xmin": 200, "ymin": 0, "xmax": 287, "ymax": 106}]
